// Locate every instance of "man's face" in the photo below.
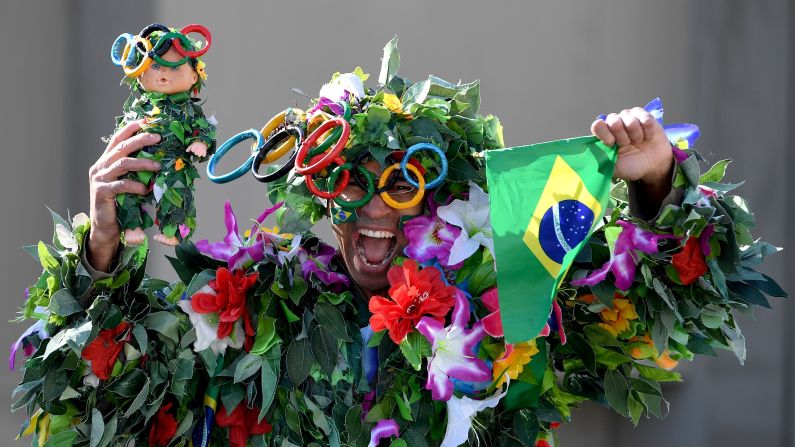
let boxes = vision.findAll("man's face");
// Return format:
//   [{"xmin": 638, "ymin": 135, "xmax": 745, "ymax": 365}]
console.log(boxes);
[
  {"xmin": 138, "ymin": 47, "xmax": 198, "ymax": 95},
  {"xmin": 331, "ymin": 160, "xmax": 423, "ymax": 296}
]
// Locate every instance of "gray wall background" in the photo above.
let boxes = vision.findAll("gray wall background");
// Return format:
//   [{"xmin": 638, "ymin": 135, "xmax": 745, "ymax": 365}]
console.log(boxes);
[{"xmin": 1, "ymin": 1, "xmax": 791, "ymax": 445}]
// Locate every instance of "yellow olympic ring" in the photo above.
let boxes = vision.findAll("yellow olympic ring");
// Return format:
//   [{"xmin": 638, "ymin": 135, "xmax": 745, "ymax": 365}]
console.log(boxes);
[
  {"xmin": 256, "ymin": 109, "xmax": 305, "ymax": 163},
  {"xmin": 123, "ymin": 36, "xmax": 153, "ymax": 78},
  {"xmin": 378, "ymin": 163, "xmax": 425, "ymax": 209}
]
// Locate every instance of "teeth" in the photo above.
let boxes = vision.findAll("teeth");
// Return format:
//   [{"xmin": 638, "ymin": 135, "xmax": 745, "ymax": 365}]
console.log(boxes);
[{"xmin": 358, "ymin": 229, "xmax": 395, "ymax": 239}]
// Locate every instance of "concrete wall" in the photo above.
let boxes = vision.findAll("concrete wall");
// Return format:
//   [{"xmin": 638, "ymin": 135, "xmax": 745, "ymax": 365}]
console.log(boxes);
[{"xmin": 1, "ymin": 1, "xmax": 790, "ymax": 445}]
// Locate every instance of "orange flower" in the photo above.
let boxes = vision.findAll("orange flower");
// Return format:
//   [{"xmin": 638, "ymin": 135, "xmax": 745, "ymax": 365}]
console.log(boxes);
[
  {"xmin": 369, "ymin": 260, "xmax": 456, "ymax": 343},
  {"xmin": 493, "ymin": 340, "xmax": 539, "ymax": 387},
  {"xmin": 628, "ymin": 333, "xmax": 679, "ymax": 370},
  {"xmin": 175, "ymin": 158, "xmax": 185, "ymax": 171},
  {"xmin": 598, "ymin": 296, "xmax": 637, "ymax": 337}
]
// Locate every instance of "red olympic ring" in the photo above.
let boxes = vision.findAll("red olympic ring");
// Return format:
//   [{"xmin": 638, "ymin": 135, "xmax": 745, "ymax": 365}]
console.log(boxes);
[
  {"xmin": 304, "ymin": 157, "xmax": 350, "ymax": 199},
  {"xmin": 294, "ymin": 117, "xmax": 350, "ymax": 175},
  {"xmin": 173, "ymin": 24, "xmax": 212, "ymax": 58}
]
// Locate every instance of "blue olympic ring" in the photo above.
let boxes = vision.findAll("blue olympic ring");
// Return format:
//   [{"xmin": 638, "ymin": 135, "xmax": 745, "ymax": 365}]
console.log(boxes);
[
  {"xmin": 110, "ymin": 33, "xmax": 135, "ymax": 66},
  {"xmin": 400, "ymin": 142, "xmax": 448, "ymax": 190},
  {"xmin": 207, "ymin": 129, "xmax": 264, "ymax": 184}
]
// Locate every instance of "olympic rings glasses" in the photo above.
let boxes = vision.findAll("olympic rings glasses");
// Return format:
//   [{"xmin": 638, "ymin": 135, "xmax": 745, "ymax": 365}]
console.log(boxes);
[{"xmin": 110, "ymin": 24, "xmax": 211, "ymax": 78}]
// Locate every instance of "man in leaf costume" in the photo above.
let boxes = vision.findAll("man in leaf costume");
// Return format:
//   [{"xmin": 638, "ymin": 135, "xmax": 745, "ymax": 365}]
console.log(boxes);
[{"xmin": 11, "ymin": 36, "xmax": 784, "ymax": 447}]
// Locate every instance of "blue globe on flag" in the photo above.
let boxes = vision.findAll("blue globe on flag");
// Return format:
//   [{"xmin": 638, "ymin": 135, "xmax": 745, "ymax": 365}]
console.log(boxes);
[{"xmin": 537, "ymin": 200, "xmax": 595, "ymax": 263}]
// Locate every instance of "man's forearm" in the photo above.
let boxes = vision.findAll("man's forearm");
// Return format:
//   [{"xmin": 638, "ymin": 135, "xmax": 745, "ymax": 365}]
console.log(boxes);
[{"xmin": 86, "ymin": 230, "xmax": 121, "ymax": 274}]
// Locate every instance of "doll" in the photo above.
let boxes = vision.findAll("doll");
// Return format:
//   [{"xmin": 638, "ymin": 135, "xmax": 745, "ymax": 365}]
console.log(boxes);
[{"xmin": 110, "ymin": 24, "xmax": 216, "ymax": 246}]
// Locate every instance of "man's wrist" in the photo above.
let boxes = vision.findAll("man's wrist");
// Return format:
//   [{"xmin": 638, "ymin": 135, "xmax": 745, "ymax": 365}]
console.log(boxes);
[{"xmin": 87, "ymin": 228, "xmax": 120, "ymax": 273}]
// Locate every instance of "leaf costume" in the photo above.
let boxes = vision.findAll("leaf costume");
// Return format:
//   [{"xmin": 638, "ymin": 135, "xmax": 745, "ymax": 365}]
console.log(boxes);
[
  {"xmin": 115, "ymin": 90, "xmax": 216, "ymax": 241},
  {"xmin": 10, "ymin": 37, "xmax": 786, "ymax": 446}
]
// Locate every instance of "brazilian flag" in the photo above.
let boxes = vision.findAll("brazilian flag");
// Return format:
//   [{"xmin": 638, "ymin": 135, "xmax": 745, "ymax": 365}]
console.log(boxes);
[{"xmin": 485, "ymin": 136, "xmax": 616, "ymax": 343}]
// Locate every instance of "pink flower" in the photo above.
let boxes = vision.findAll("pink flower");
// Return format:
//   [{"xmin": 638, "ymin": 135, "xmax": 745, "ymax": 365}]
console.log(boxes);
[{"xmin": 403, "ymin": 213, "xmax": 461, "ymax": 267}]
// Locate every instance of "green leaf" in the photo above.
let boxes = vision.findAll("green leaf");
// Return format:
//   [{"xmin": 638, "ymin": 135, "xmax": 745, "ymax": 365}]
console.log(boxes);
[
  {"xmin": 48, "ymin": 289, "xmax": 82, "ymax": 317},
  {"xmin": 234, "ymin": 353, "xmax": 263, "ymax": 383},
  {"xmin": 286, "ymin": 338, "xmax": 313, "ymax": 386},
  {"xmin": 344, "ymin": 405, "xmax": 367, "ymax": 444},
  {"xmin": 90, "ymin": 408, "xmax": 104, "ymax": 447},
  {"xmin": 43, "ymin": 430, "xmax": 78, "ymax": 447},
  {"xmin": 604, "ymin": 370, "xmax": 629, "ymax": 417},
  {"xmin": 260, "ymin": 356, "xmax": 279, "ymax": 419},
  {"xmin": 635, "ymin": 363, "xmax": 682, "ymax": 382},
  {"xmin": 402, "ymin": 79, "xmax": 430, "ymax": 107},
  {"xmin": 399, "ymin": 331, "xmax": 431, "ymax": 371},
  {"xmin": 628, "ymin": 392, "xmax": 644, "ymax": 425},
  {"xmin": 38, "ymin": 241, "xmax": 60, "ymax": 272},
  {"xmin": 379, "ymin": 36, "xmax": 400, "ymax": 87},
  {"xmin": 169, "ymin": 121, "xmax": 186, "ymax": 144},
  {"xmin": 315, "ymin": 302, "xmax": 351, "ymax": 342},
  {"xmin": 513, "ymin": 409, "xmax": 539, "ymax": 446},
  {"xmin": 125, "ymin": 378, "xmax": 150, "ymax": 417},
  {"xmin": 250, "ymin": 316, "xmax": 281, "ymax": 356},
  {"xmin": 699, "ymin": 159, "xmax": 731, "ymax": 183},
  {"xmin": 143, "ymin": 312, "xmax": 180, "ymax": 343},
  {"xmin": 310, "ymin": 324, "xmax": 338, "ymax": 377},
  {"xmin": 628, "ymin": 377, "xmax": 662, "ymax": 397},
  {"xmin": 367, "ymin": 330, "xmax": 386, "ymax": 348},
  {"xmin": 566, "ymin": 333, "xmax": 596, "ymax": 374}
]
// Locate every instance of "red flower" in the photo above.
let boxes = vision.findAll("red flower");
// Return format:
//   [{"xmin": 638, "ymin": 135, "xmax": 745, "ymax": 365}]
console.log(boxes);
[
  {"xmin": 216, "ymin": 403, "xmax": 273, "ymax": 447},
  {"xmin": 369, "ymin": 260, "xmax": 456, "ymax": 344},
  {"xmin": 81, "ymin": 321, "xmax": 130, "ymax": 380},
  {"xmin": 148, "ymin": 401, "xmax": 178, "ymax": 447},
  {"xmin": 191, "ymin": 268, "xmax": 259, "ymax": 339},
  {"xmin": 535, "ymin": 440, "xmax": 551, "ymax": 447},
  {"xmin": 671, "ymin": 237, "xmax": 708, "ymax": 285}
]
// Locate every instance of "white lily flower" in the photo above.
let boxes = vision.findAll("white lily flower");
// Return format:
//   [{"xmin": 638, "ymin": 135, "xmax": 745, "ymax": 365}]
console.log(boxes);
[
  {"xmin": 319, "ymin": 72, "xmax": 365, "ymax": 100},
  {"xmin": 437, "ymin": 181, "xmax": 494, "ymax": 265},
  {"xmin": 440, "ymin": 383, "xmax": 508, "ymax": 447},
  {"xmin": 178, "ymin": 287, "xmax": 244, "ymax": 355}
]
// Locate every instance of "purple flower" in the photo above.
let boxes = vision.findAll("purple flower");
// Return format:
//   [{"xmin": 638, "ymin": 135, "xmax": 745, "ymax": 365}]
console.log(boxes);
[
  {"xmin": 572, "ymin": 220, "xmax": 674, "ymax": 291},
  {"xmin": 416, "ymin": 289, "xmax": 491, "ymax": 401},
  {"xmin": 299, "ymin": 242, "xmax": 350, "ymax": 292},
  {"xmin": 368, "ymin": 419, "xmax": 400, "ymax": 447},
  {"xmin": 307, "ymin": 97, "xmax": 345, "ymax": 117},
  {"xmin": 403, "ymin": 212, "xmax": 461, "ymax": 268},
  {"xmin": 9, "ymin": 305, "xmax": 49, "ymax": 371},
  {"xmin": 195, "ymin": 201, "xmax": 282, "ymax": 271}
]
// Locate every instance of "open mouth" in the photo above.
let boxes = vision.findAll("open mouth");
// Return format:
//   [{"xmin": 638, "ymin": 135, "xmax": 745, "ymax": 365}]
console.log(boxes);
[{"xmin": 355, "ymin": 228, "xmax": 398, "ymax": 268}]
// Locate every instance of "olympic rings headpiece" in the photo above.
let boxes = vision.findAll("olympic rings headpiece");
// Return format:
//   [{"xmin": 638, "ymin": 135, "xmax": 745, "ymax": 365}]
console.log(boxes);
[
  {"xmin": 208, "ymin": 36, "xmax": 504, "ymax": 225},
  {"xmin": 110, "ymin": 23, "xmax": 211, "ymax": 91}
]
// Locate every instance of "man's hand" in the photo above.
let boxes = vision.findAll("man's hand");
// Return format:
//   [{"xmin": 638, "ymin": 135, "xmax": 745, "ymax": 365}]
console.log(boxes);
[
  {"xmin": 591, "ymin": 107, "xmax": 673, "ymax": 185},
  {"xmin": 591, "ymin": 107, "xmax": 675, "ymax": 218},
  {"xmin": 87, "ymin": 121, "xmax": 161, "ymax": 272}
]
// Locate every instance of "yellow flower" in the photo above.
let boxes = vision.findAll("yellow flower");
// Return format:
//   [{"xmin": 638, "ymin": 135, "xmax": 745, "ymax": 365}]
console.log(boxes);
[
  {"xmin": 382, "ymin": 93, "xmax": 403, "ymax": 114},
  {"xmin": 598, "ymin": 297, "xmax": 638, "ymax": 337},
  {"xmin": 196, "ymin": 60, "xmax": 207, "ymax": 81},
  {"xmin": 628, "ymin": 333, "xmax": 679, "ymax": 370},
  {"xmin": 493, "ymin": 340, "xmax": 539, "ymax": 388},
  {"xmin": 175, "ymin": 158, "xmax": 185, "ymax": 171},
  {"xmin": 148, "ymin": 105, "xmax": 161, "ymax": 116}
]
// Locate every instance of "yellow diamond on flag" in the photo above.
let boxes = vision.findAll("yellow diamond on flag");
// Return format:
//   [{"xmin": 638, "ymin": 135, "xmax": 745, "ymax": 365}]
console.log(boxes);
[{"xmin": 523, "ymin": 155, "xmax": 602, "ymax": 278}]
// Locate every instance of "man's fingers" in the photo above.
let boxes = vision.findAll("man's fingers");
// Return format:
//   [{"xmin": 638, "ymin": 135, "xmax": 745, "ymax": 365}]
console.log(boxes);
[
  {"xmin": 606, "ymin": 113, "xmax": 631, "ymax": 147},
  {"xmin": 591, "ymin": 119, "xmax": 616, "ymax": 147},
  {"xmin": 96, "ymin": 179, "xmax": 149, "ymax": 199},
  {"xmin": 105, "ymin": 120, "xmax": 144, "ymax": 154},
  {"xmin": 620, "ymin": 109, "xmax": 644, "ymax": 144},
  {"xmin": 101, "ymin": 132, "xmax": 161, "ymax": 167},
  {"xmin": 95, "ymin": 157, "xmax": 161, "ymax": 183}
]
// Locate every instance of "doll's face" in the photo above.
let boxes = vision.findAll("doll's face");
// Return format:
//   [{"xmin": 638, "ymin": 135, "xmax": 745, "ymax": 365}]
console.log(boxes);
[{"xmin": 138, "ymin": 47, "xmax": 198, "ymax": 95}]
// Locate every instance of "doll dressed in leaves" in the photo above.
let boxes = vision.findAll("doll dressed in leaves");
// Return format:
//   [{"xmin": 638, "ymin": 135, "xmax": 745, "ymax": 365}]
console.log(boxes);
[{"xmin": 110, "ymin": 24, "xmax": 216, "ymax": 246}]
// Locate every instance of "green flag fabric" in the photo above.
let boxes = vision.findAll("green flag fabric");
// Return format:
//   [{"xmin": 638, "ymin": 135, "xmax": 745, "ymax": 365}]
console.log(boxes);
[{"xmin": 485, "ymin": 136, "xmax": 617, "ymax": 343}]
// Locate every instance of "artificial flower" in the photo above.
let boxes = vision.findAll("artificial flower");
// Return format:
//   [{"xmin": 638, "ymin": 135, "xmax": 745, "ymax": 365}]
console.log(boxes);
[
  {"xmin": 148, "ymin": 105, "xmax": 161, "ymax": 116},
  {"xmin": 437, "ymin": 181, "xmax": 494, "ymax": 265},
  {"xmin": 178, "ymin": 292, "xmax": 244, "ymax": 355},
  {"xmin": 538, "ymin": 299, "xmax": 567, "ymax": 344},
  {"xmin": 403, "ymin": 212, "xmax": 461, "ymax": 267},
  {"xmin": 536, "ymin": 440, "xmax": 552, "ymax": 447},
  {"xmin": 672, "ymin": 237, "xmax": 708, "ymax": 285},
  {"xmin": 360, "ymin": 325, "xmax": 379, "ymax": 384},
  {"xmin": 480, "ymin": 287, "xmax": 503, "ymax": 338},
  {"xmin": 369, "ymin": 260, "xmax": 456, "ymax": 344},
  {"xmin": 196, "ymin": 60, "xmax": 207, "ymax": 81},
  {"xmin": 196, "ymin": 201, "xmax": 283, "ymax": 271},
  {"xmin": 148, "ymin": 401, "xmax": 178, "ymax": 447},
  {"xmin": 598, "ymin": 297, "xmax": 638, "ymax": 337},
  {"xmin": 190, "ymin": 267, "xmax": 259, "ymax": 339},
  {"xmin": 440, "ymin": 385, "xmax": 507, "ymax": 447},
  {"xmin": 9, "ymin": 304, "xmax": 48, "ymax": 371},
  {"xmin": 178, "ymin": 223, "xmax": 191, "ymax": 239},
  {"xmin": 628, "ymin": 333, "xmax": 679, "ymax": 370},
  {"xmin": 572, "ymin": 220, "xmax": 673, "ymax": 291},
  {"xmin": 416, "ymin": 290, "xmax": 491, "ymax": 401},
  {"xmin": 699, "ymin": 224, "xmax": 715, "ymax": 257},
  {"xmin": 368, "ymin": 419, "xmax": 400, "ymax": 447},
  {"xmin": 382, "ymin": 93, "xmax": 403, "ymax": 114},
  {"xmin": 81, "ymin": 321, "xmax": 130, "ymax": 380},
  {"xmin": 215, "ymin": 403, "xmax": 272, "ymax": 447},
  {"xmin": 319, "ymin": 72, "xmax": 365, "ymax": 101},
  {"xmin": 299, "ymin": 241, "xmax": 351, "ymax": 292},
  {"xmin": 492, "ymin": 340, "xmax": 539, "ymax": 388},
  {"xmin": 175, "ymin": 158, "xmax": 185, "ymax": 171}
]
